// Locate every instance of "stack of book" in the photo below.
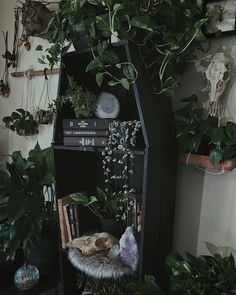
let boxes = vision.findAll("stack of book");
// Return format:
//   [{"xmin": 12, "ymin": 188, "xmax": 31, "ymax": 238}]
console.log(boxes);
[
  {"xmin": 58, "ymin": 196, "xmax": 99, "ymax": 248},
  {"xmin": 63, "ymin": 119, "xmax": 112, "ymax": 147}
]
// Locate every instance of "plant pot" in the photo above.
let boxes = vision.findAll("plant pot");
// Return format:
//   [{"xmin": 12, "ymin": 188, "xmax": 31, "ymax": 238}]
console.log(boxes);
[
  {"xmin": 100, "ymin": 218, "xmax": 123, "ymax": 238},
  {"xmin": 179, "ymin": 153, "xmax": 236, "ymax": 172}
]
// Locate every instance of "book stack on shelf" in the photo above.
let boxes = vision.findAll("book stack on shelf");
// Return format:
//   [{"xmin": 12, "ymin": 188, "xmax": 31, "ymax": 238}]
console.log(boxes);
[
  {"xmin": 57, "ymin": 196, "xmax": 99, "ymax": 248},
  {"xmin": 63, "ymin": 119, "xmax": 112, "ymax": 147}
]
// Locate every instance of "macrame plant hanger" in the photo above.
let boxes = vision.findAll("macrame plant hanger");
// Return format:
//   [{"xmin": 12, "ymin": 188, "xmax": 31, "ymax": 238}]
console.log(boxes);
[
  {"xmin": 21, "ymin": 67, "xmax": 36, "ymax": 117},
  {"xmin": 36, "ymin": 68, "xmax": 54, "ymax": 124}
]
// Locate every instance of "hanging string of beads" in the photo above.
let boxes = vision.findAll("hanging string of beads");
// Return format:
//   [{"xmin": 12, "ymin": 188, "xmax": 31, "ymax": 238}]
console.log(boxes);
[{"xmin": 102, "ymin": 120, "xmax": 142, "ymax": 223}]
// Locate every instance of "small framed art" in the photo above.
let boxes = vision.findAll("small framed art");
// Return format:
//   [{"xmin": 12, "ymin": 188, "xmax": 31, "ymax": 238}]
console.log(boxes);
[{"xmin": 203, "ymin": 0, "xmax": 236, "ymax": 36}]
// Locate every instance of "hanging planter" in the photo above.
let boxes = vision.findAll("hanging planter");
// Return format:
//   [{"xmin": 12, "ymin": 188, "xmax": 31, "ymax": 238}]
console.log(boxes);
[
  {"xmin": 3, "ymin": 109, "xmax": 39, "ymax": 136},
  {"xmin": 36, "ymin": 68, "xmax": 56, "ymax": 124}
]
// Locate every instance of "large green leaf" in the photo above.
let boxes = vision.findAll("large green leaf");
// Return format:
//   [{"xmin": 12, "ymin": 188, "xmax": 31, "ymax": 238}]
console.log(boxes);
[
  {"xmin": 209, "ymin": 149, "xmax": 222, "ymax": 165},
  {"xmin": 130, "ymin": 15, "xmax": 157, "ymax": 31}
]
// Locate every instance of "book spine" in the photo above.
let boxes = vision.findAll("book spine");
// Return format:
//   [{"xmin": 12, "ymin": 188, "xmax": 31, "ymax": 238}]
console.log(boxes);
[
  {"xmin": 57, "ymin": 199, "xmax": 67, "ymax": 249},
  {"xmin": 63, "ymin": 119, "xmax": 112, "ymax": 130},
  {"xmin": 73, "ymin": 203, "xmax": 80, "ymax": 238},
  {"xmin": 63, "ymin": 204, "xmax": 72, "ymax": 242},
  {"xmin": 63, "ymin": 129, "xmax": 109, "ymax": 137},
  {"xmin": 67, "ymin": 204, "xmax": 76, "ymax": 239},
  {"xmin": 64, "ymin": 137, "xmax": 108, "ymax": 147}
]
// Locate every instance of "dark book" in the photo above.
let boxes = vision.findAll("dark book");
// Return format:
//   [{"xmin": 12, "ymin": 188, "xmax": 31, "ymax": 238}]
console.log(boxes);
[
  {"xmin": 73, "ymin": 203, "xmax": 80, "ymax": 238},
  {"xmin": 63, "ymin": 129, "xmax": 109, "ymax": 137},
  {"xmin": 63, "ymin": 119, "xmax": 113, "ymax": 130},
  {"xmin": 64, "ymin": 137, "xmax": 108, "ymax": 147},
  {"xmin": 67, "ymin": 204, "xmax": 76, "ymax": 239}
]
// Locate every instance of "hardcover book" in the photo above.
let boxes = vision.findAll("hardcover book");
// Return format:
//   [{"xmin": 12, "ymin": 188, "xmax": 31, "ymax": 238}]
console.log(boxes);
[
  {"xmin": 63, "ymin": 129, "xmax": 109, "ymax": 137},
  {"xmin": 64, "ymin": 137, "xmax": 108, "ymax": 147},
  {"xmin": 63, "ymin": 119, "xmax": 113, "ymax": 130}
]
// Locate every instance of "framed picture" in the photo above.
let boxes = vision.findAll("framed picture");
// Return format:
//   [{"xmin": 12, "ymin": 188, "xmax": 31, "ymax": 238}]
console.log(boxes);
[{"xmin": 203, "ymin": 0, "xmax": 236, "ymax": 36}]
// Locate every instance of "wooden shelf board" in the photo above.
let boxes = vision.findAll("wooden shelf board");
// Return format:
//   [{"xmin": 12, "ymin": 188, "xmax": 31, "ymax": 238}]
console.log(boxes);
[
  {"xmin": 52, "ymin": 143, "xmax": 145, "ymax": 155},
  {"xmin": 179, "ymin": 153, "xmax": 236, "ymax": 172}
]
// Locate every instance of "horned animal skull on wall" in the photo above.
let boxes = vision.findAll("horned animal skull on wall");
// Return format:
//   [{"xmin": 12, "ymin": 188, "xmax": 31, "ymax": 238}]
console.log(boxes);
[{"xmin": 204, "ymin": 52, "xmax": 231, "ymax": 117}]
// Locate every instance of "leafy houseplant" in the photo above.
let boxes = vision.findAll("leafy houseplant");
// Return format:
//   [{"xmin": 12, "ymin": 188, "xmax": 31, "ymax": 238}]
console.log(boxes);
[
  {"xmin": 0, "ymin": 143, "xmax": 56, "ymax": 261},
  {"xmin": 35, "ymin": 101, "xmax": 56, "ymax": 125},
  {"xmin": 43, "ymin": 0, "xmax": 206, "ymax": 94},
  {"xmin": 166, "ymin": 252, "xmax": 236, "ymax": 294},
  {"xmin": 3, "ymin": 109, "xmax": 38, "ymax": 136},
  {"xmin": 175, "ymin": 95, "xmax": 236, "ymax": 165},
  {"xmin": 63, "ymin": 76, "xmax": 97, "ymax": 118}
]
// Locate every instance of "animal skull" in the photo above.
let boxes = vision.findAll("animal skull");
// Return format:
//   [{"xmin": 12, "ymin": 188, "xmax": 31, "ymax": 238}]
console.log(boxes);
[
  {"xmin": 66, "ymin": 232, "xmax": 118, "ymax": 256},
  {"xmin": 204, "ymin": 52, "xmax": 231, "ymax": 116}
]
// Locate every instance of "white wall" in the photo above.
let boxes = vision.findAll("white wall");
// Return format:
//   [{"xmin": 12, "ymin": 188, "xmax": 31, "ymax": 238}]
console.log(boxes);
[
  {"xmin": 0, "ymin": 0, "xmax": 59, "ymax": 161},
  {"xmin": 173, "ymin": 36, "xmax": 236, "ymax": 256}
]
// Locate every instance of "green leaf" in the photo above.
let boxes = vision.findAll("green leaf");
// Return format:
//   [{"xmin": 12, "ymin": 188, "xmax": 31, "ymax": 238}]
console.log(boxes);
[
  {"xmin": 38, "ymin": 58, "xmax": 47, "ymax": 65},
  {"xmin": 209, "ymin": 149, "xmax": 222, "ymax": 165},
  {"xmin": 7, "ymin": 194, "xmax": 27, "ymax": 223},
  {"xmin": 120, "ymin": 78, "xmax": 130, "ymax": 90},
  {"xmin": 123, "ymin": 64, "xmax": 135, "ymax": 81},
  {"xmin": 226, "ymin": 124, "xmax": 236, "ymax": 144},
  {"xmin": 72, "ymin": 22, "xmax": 86, "ymax": 32},
  {"xmin": 96, "ymin": 72, "xmax": 104, "ymax": 87},
  {"xmin": 86, "ymin": 58, "xmax": 103, "ymax": 72},
  {"xmin": 101, "ymin": 50, "xmax": 120, "ymax": 64},
  {"xmin": 113, "ymin": 3, "xmax": 124, "ymax": 11},
  {"xmin": 130, "ymin": 15, "xmax": 157, "ymax": 31},
  {"xmin": 35, "ymin": 45, "xmax": 43, "ymax": 51},
  {"xmin": 97, "ymin": 41, "xmax": 108, "ymax": 56},
  {"xmin": 210, "ymin": 127, "xmax": 224, "ymax": 143}
]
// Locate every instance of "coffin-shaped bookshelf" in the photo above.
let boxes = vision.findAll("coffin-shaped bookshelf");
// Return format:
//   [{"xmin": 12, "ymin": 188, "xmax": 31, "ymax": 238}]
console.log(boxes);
[{"xmin": 52, "ymin": 40, "xmax": 177, "ymax": 294}]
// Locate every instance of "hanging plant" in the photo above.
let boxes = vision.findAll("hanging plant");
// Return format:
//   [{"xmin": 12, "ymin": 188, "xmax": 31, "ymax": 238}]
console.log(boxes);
[
  {"xmin": 35, "ymin": 102, "xmax": 55, "ymax": 125},
  {"xmin": 36, "ymin": 69, "xmax": 56, "ymax": 124},
  {"xmin": 3, "ymin": 109, "xmax": 38, "ymax": 136}
]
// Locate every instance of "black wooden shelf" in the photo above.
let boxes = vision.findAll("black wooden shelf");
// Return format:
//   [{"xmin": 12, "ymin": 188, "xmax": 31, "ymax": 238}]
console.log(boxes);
[
  {"xmin": 52, "ymin": 40, "xmax": 177, "ymax": 294},
  {"xmin": 52, "ymin": 143, "xmax": 146, "ymax": 155}
]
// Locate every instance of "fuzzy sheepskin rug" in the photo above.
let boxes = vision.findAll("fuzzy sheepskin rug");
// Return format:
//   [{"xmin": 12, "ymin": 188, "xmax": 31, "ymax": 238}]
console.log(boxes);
[
  {"xmin": 68, "ymin": 248, "xmax": 133, "ymax": 279},
  {"xmin": 68, "ymin": 227, "xmax": 138, "ymax": 279}
]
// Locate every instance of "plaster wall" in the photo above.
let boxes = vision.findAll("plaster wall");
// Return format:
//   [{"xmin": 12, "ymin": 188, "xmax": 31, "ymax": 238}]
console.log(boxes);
[
  {"xmin": 173, "ymin": 36, "xmax": 236, "ymax": 256},
  {"xmin": 0, "ymin": 0, "xmax": 60, "ymax": 163}
]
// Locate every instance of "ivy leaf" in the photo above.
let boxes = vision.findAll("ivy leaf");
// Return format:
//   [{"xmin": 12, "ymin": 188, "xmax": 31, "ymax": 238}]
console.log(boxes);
[
  {"xmin": 86, "ymin": 58, "xmax": 103, "ymax": 72},
  {"xmin": 97, "ymin": 41, "xmax": 108, "ymax": 56},
  {"xmin": 96, "ymin": 72, "xmax": 104, "ymax": 87},
  {"xmin": 209, "ymin": 149, "xmax": 222, "ymax": 165},
  {"xmin": 35, "ymin": 45, "xmax": 43, "ymax": 51},
  {"xmin": 123, "ymin": 64, "xmax": 135, "ymax": 81},
  {"xmin": 113, "ymin": 3, "xmax": 124, "ymax": 12},
  {"xmin": 130, "ymin": 15, "xmax": 157, "ymax": 31},
  {"xmin": 120, "ymin": 78, "xmax": 130, "ymax": 90},
  {"xmin": 101, "ymin": 50, "xmax": 120, "ymax": 64},
  {"xmin": 38, "ymin": 58, "xmax": 47, "ymax": 65}
]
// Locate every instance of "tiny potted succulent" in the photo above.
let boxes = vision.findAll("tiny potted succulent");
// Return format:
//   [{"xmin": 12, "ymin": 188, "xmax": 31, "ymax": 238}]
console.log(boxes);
[
  {"xmin": 63, "ymin": 76, "xmax": 97, "ymax": 118},
  {"xmin": 3, "ymin": 108, "xmax": 38, "ymax": 136}
]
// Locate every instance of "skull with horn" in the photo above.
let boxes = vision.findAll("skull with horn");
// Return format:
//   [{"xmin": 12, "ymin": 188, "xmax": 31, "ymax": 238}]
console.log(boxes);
[{"xmin": 204, "ymin": 52, "xmax": 231, "ymax": 117}]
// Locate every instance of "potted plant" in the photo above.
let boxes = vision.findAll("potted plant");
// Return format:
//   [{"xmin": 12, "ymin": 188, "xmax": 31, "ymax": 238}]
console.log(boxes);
[
  {"xmin": 2, "ymin": 108, "xmax": 38, "ymax": 136},
  {"xmin": 68, "ymin": 187, "xmax": 129, "ymax": 237},
  {"xmin": 175, "ymin": 95, "xmax": 236, "ymax": 170},
  {"xmin": 35, "ymin": 101, "xmax": 56, "ymax": 124},
  {"xmin": 42, "ymin": 0, "xmax": 206, "ymax": 94},
  {"xmin": 63, "ymin": 76, "xmax": 97, "ymax": 118},
  {"xmin": 0, "ymin": 143, "xmax": 57, "ymax": 276},
  {"xmin": 166, "ymin": 251, "xmax": 236, "ymax": 294}
]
